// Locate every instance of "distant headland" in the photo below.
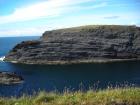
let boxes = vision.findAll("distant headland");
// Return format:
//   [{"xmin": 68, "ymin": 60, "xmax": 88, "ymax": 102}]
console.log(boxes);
[{"xmin": 4, "ymin": 25, "xmax": 140, "ymax": 64}]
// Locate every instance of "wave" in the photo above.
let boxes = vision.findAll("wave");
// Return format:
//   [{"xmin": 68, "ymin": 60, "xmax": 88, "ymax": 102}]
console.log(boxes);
[{"xmin": 0, "ymin": 56, "xmax": 5, "ymax": 62}]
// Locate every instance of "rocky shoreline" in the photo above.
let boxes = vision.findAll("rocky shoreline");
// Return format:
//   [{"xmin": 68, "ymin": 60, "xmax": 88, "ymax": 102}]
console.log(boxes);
[
  {"xmin": 5, "ymin": 25, "xmax": 140, "ymax": 64},
  {"xmin": 0, "ymin": 72, "xmax": 23, "ymax": 85},
  {"xmin": 8, "ymin": 58, "xmax": 140, "ymax": 65}
]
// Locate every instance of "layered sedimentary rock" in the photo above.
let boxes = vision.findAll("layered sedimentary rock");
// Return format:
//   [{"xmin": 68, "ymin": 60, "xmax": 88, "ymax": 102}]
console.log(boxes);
[
  {"xmin": 5, "ymin": 25, "xmax": 140, "ymax": 64},
  {"xmin": 0, "ymin": 72, "xmax": 23, "ymax": 85}
]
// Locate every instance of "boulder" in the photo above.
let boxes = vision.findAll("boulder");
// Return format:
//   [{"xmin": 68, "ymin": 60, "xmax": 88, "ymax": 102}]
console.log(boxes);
[{"xmin": 0, "ymin": 72, "xmax": 23, "ymax": 85}]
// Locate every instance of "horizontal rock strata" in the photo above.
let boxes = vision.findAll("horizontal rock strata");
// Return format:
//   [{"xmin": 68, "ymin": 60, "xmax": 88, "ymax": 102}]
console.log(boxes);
[
  {"xmin": 0, "ymin": 72, "xmax": 23, "ymax": 85},
  {"xmin": 5, "ymin": 25, "xmax": 140, "ymax": 64}
]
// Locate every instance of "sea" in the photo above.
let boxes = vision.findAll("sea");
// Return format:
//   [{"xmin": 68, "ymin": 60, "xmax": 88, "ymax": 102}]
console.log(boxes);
[{"xmin": 0, "ymin": 36, "xmax": 140, "ymax": 97}]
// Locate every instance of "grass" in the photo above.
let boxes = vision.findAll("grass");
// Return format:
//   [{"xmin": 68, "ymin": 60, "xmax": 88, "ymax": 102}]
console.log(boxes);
[
  {"xmin": 46, "ymin": 25, "xmax": 137, "ymax": 33},
  {"xmin": 0, "ymin": 87, "xmax": 140, "ymax": 105}
]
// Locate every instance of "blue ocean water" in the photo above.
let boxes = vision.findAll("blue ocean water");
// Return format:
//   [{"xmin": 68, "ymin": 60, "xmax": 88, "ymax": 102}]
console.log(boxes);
[{"xmin": 0, "ymin": 36, "xmax": 140, "ymax": 97}]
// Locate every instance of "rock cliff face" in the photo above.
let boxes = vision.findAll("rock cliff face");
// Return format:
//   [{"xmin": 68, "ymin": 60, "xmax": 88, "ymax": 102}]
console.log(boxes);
[{"xmin": 5, "ymin": 25, "xmax": 140, "ymax": 64}]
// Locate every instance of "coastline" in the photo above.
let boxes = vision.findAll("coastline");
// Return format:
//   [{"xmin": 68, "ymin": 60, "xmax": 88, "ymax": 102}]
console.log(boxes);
[{"xmin": 5, "ymin": 58, "xmax": 140, "ymax": 65}]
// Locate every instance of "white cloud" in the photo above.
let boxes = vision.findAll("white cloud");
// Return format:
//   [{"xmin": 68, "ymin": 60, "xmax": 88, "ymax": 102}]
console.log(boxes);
[
  {"xmin": 86, "ymin": 2, "xmax": 107, "ymax": 9},
  {"xmin": 0, "ymin": 0, "xmax": 94, "ymax": 24},
  {"xmin": 0, "ymin": 27, "xmax": 48, "ymax": 36},
  {"xmin": 0, "ymin": 0, "xmax": 110, "ymax": 36},
  {"xmin": 63, "ymin": 2, "xmax": 107, "ymax": 11},
  {"xmin": 104, "ymin": 16, "xmax": 120, "ymax": 19},
  {"xmin": 1, "ymin": 0, "xmax": 140, "ymax": 36},
  {"xmin": 1, "ymin": 13, "xmax": 139, "ymax": 37}
]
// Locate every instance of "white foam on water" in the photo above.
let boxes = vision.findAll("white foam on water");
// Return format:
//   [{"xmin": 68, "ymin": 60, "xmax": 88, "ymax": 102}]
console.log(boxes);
[{"xmin": 0, "ymin": 56, "xmax": 5, "ymax": 62}]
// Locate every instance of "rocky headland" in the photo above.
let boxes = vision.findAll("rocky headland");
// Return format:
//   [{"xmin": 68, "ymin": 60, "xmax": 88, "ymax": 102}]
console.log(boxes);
[{"xmin": 5, "ymin": 25, "xmax": 140, "ymax": 64}]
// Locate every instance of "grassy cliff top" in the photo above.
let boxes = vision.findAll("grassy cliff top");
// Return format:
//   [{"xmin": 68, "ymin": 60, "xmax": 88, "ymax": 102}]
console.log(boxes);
[
  {"xmin": 0, "ymin": 87, "xmax": 140, "ymax": 105},
  {"xmin": 44, "ymin": 25, "xmax": 138, "ymax": 32}
]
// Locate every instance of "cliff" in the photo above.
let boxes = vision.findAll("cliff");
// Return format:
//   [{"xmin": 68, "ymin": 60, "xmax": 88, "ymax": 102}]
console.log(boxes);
[{"xmin": 5, "ymin": 25, "xmax": 140, "ymax": 64}]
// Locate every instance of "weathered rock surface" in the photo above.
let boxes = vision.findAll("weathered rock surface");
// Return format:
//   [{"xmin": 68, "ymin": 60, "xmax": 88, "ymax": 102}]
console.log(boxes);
[
  {"xmin": 5, "ymin": 25, "xmax": 140, "ymax": 64},
  {"xmin": 0, "ymin": 72, "xmax": 23, "ymax": 85}
]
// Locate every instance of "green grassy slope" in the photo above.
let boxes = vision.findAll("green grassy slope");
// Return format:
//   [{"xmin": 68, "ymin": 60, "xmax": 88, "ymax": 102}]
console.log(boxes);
[{"xmin": 0, "ymin": 87, "xmax": 140, "ymax": 105}]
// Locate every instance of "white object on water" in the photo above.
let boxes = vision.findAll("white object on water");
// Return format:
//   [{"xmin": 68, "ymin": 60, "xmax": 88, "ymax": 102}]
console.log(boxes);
[{"xmin": 0, "ymin": 56, "xmax": 5, "ymax": 62}]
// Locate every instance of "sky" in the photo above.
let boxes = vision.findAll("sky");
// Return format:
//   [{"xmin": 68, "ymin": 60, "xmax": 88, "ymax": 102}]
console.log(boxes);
[{"xmin": 0, "ymin": 0, "xmax": 140, "ymax": 37}]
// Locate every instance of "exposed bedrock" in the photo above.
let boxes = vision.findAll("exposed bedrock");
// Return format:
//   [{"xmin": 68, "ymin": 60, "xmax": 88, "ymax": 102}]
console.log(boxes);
[
  {"xmin": 5, "ymin": 25, "xmax": 140, "ymax": 64},
  {"xmin": 0, "ymin": 72, "xmax": 23, "ymax": 85}
]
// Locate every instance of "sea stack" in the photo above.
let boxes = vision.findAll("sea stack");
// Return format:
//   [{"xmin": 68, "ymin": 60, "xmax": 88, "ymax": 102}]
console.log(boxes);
[{"xmin": 5, "ymin": 25, "xmax": 140, "ymax": 64}]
